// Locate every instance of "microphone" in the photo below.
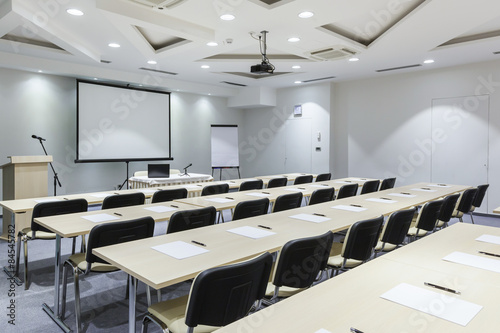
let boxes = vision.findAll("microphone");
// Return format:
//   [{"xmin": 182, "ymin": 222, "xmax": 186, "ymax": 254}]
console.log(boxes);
[
  {"xmin": 184, "ymin": 163, "xmax": 192, "ymax": 169},
  {"xmin": 32, "ymin": 135, "xmax": 46, "ymax": 141}
]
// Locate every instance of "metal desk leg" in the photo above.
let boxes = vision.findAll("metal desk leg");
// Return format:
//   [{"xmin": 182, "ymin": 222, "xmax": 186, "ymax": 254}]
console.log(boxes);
[
  {"xmin": 42, "ymin": 234, "xmax": 71, "ymax": 333},
  {"xmin": 129, "ymin": 275, "xmax": 137, "ymax": 333},
  {"xmin": 3, "ymin": 211, "xmax": 22, "ymax": 285}
]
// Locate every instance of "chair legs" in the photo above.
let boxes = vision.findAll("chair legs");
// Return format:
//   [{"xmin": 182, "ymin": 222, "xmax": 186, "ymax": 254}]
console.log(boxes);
[
  {"xmin": 469, "ymin": 212, "xmax": 475, "ymax": 224},
  {"xmin": 14, "ymin": 232, "xmax": 30, "ymax": 290},
  {"xmin": 61, "ymin": 260, "xmax": 83, "ymax": 333},
  {"xmin": 141, "ymin": 313, "xmax": 169, "ymax": 333}
]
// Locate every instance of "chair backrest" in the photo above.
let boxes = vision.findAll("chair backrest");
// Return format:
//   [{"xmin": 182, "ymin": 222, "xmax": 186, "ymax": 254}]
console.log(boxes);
[
  {"xmin": 472, "ymin": 184, "xmax": 489, "ymax": 209},
  {"xmin": 151, "ymin": 188, "xmax": 188, "ymax": 203},
  {"xmin": 415, "ymin": 199, "xmax": 443, "ymax": 232},
  {"xmin": 315, "ymin": 173, "xmax": 332, "ymax": 182},
  {"xmin": 267, "ymin": 177, "xmax": 288, "ymax": 188},
  {"xmin": 201, "ymin": 183, "xmax": 229, "ymax": 196},
  {"xmin": 380, "ymin": 208, "xmax": 416, "ymax": 245},
  {"xmin": 308, "ymin": 187, "xmax": 335, "ymax": 205},
  {"xmin": 86, "ymin": 216, "xmax": 155, "ymax": 268},
  {"xmin": 342, "ymin": 215, "xmax": 384, "ymax": 261},
  {"xmin": 232, "ymin": 198, "xmax": 269, "ymax": 221},
  {"xmin": 273, "ymin": 192, "xmax": 303, "ymax": 212},
  {"xmin": 437, "ymin": 194, "xmax": 460, "ymax": 223},
  {"xmin": 293, "ymin": 175, "xmax": 313, "ymax": 185},
  {"xmin": 360, "ymin": 180, "xmax": 381, "ymax": 195},
  {"xmin": 167, "ymin": 206, "xmax": 217, "ymax": 234},
  {"xmin": 455, "ymin": 188, "xmax": 478, "ymax": 214},
  {"xmin": 379, "ymin": 177, "xmax": 396, "ymax": 191},
  {"xmin": 273, "ymin": 231, "xmax": 333, "ymax": 289},
  {"xmin": 101, "ymin": 192, "xmax": 145, "ymax": 210},
  {"xmin": 185, "ymin": 252, "xmax": 273, "ymax": 329},
  {"xmin": 31, "ymin": 198, "xmax": 88, "ymax": 233},
  {"xmin": 239, "ymin": 179, "xmax": 264, "ymax": 191},
  {"xmin": 336, "ymin": 183, "xmax": 358, "ymax": 199}
]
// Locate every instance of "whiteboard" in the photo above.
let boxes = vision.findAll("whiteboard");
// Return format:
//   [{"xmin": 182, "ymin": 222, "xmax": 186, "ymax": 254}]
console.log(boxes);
[{"xmin": 211, "ymin": 125, "xmax": 239, "ymax": 167}]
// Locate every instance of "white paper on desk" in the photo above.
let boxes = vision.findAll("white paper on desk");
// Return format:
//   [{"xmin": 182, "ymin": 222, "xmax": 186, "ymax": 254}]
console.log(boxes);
[
  {"xmin": 152, "ymin": 241, "xmax": 209, "ymax": 260},
  {"xmin": 144, "ymin": 206, "xmax": 177, "ymax": 213},
  {"xmin": 34, "ymin": 198, "xmax": 61, "ymax": 203},
  {"xmin": 81, "ymin": 213, "xmax": 119, "ymax": 223},
  {"xmin": 289, "ymin": 213, "xmax": 330, "ymax": 223},
  {"xmin": 285, "ymin": 188, "xmax": 306, "ymax": 192},
  {"xmin": 314, "ymin": 329, "xmax": 332, "ymax": 333},
  {"xmin": 227, "ymin": 226, "xmax": 275, "ymax": 239},
  {"xmin": 137, "ymin": 189, "xmax": 158, "ymax": 194},
  {"xmin": 381, "ymin": 283, "xmax": 482, "ymax": 326},
  {"xmin": 365, "ymin": 198, "xmax": 398, "ymax": 204},
  {"xmin": 184, "ymin": 184, "xmax": 203, "ymax": 189},
  {"xmin": 90, "ymin": 193, "xmax": 113, "ymax": 198},
  {"xmin": 334, "ymin": 181, "xmax": 353, "ymax": 184},
  {"xmin": 205, "ymin": 198, "xmax": 234, "ymax": 203},
  {"xmin": 411, "ymin": 188, "xmax": 437, "ymax": 192},
  {"xmin": 427, "ymin": 184, "xmax": 452, "ymax": 188},
  {"xmin": 443, "ymin": 251, "xmax": 500, "ymax": 273},
  {"xmin": 310, "ymin": 184, "xmax": 330, "ymax": 188},
  {"xmin": 331, "ymin": 205, "xmax": 367, "ymax": 212},
  {"xmin": 476, "ymin": 234, "xmax": 500, "ymax": 245},
  {"xmin": 245, "ymin": 192, "xmax": 271, "ymax": 198},
  {"xmin": 388, "ymin": 193, "xmax": 417, "ymax": 198},
  {"xmin": 350, "ymin": 178, "xmax": 368, "ymax": 181}
]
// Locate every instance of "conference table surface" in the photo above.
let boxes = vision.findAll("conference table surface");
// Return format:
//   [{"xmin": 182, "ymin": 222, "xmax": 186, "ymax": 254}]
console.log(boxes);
[
  {"xmin": 89, "ymin": 182, "xmax": 469, "ymax": 333},
  {"xmin": 215, "ymin": 223, "xmax": 500, "ymax": 333}
]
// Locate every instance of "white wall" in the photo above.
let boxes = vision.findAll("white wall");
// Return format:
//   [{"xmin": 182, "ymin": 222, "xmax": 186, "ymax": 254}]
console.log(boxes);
[{"xmin": 332, "ymin": 59, "xmax": 500, "ymax": 214}]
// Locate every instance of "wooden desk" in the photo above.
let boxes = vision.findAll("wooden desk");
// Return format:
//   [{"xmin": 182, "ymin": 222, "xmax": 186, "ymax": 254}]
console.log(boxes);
[{"xmin": 493, "ymin": 206, "xmax": 500, "ymax": 214}]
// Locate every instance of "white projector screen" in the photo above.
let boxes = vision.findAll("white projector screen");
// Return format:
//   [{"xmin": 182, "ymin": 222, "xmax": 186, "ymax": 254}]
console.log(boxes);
[
  {"xmin": 76, "ymin": 80, "xmax": 171, "ymax": 162},
  {"xmin": 211, "ymin": 125, "xmax": 239, "ymax": 167}
]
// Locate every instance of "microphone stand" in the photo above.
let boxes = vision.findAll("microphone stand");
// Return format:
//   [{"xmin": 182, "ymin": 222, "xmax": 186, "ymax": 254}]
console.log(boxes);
[
  {"xmin": 35, "ymin": 137, "xmax": 61, "ymax": 196},
  {"xmin": 181, "ymin": 164, "xmax": 191, "ymax": 177}
]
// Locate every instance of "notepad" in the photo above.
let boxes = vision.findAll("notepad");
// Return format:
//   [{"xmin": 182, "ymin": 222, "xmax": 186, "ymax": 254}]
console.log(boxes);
[
  {"xmin": 245, "ymin": 192, "xmax": 271, "ymax": 197},
  {"xmin": 443, "ymin": 251, "xmax": 500, "ymax": 273},
  {"xmin": 365, "ymin": 198, "xmax": 397, "ymax": 204},
  {"xmin": 34, "ymin": 198, "xmax": 61, "ymax": 203},
  {"xmin": 476, "ymin": 234, "xmax": 500, "ymax": 245},
  {"xmin": 310, "ymin": 184, "xmax": 330, "ymax": 188},
  {"xmin": 289, "ymin": 213, "xmax": 330, "ymax": 223},
  {"xmin": 205, "ymin": 198, "xmax": 234, "ymax": 203},
  {"xmin": 334, "ymin": 181, "xmax": 352, "ymax": 184},
  {"xmin": 285, "ymin": 188, "xmax": 306, "ymax": 192},
  {"xmin": 314, "ymin": 329, "xmax": 332, "ymax": 333},
  {"xmin": 427, "ymin": 184, "xmax": 452, "ymax": 188},
  {"xmin": 82, "ymin": 213, "xmax": 119, "ymax": 223},
  {"xmin": 381, "ymin": 283, "xmax": 482, "ymax": 326},
  {"xmin": 388, "ymin": 193, "xmax": 417, "ymax": 198},
  {"xmin": 152, "ymin": 241, "xmax": 209, "ymax": 260},
  {"xmin": 411, "ymin": 188, "xmax": 437, "ymax": 192},
  {"xmin": 350, "ymin": 178, "xmax": 367, "ymax": 181},
  {"xmin": 331, "ymin": 205, "xmax": 367, "ymax": 212},
  {"xmin": 144, "ymin": 206, "xmax": 177, "ymax": 213},
  {"xmin": 90, "ymin": 193, "xmax": 113, "ymax": 198},
  {"xmin": 227, "ymin": 226, "xmax": 275, "ymax": 239}
]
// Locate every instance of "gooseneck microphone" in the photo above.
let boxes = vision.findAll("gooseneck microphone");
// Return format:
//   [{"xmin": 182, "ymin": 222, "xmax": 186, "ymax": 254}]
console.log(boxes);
[{"xmin": 32, "ymin": 135, "xmax": 46, "ymax": 141}]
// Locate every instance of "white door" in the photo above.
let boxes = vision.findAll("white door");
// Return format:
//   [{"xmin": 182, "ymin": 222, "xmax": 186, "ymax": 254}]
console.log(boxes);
[
  {"xmin": 431, "ymin": 96, "xmax": 489, "ymax": 213},
  {"xmin": 285, "ymin": 118, "xmax": 312, "ymax": 173}
]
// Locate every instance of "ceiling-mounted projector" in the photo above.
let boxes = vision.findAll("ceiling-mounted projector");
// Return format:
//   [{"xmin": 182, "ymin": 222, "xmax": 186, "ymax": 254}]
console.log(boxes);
[{"xmin": 251, "ymin": 30, "xmax": 274, "ymax": 75}]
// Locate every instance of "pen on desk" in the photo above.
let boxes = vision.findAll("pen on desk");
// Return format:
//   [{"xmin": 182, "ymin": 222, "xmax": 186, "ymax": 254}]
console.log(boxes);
[
  {"xmin": 225, "ymin": 197, "xmax": 234, "ymax": 200},
  {"xmin": 478, "ymin": 251, "xmax": 500, "ymax": 258},
  {"xmin": 438, "ymin": 183, "xmax": 447, "ymax": 186},
  {"xmin": 401, "ymin": 192, "xmax": 411, "ymax": 195},
  {"xmin": 258, "ymin": 225, "xmax": 272, "ymax": 230},
  {"xmin": 380, "ymin": 197, "xmax": 392, "ymax": 200},
  {"xmin": 313, "ymin": 213, "xmax": 326, "ymax": 217},
  {"xmin": 170, "ymin": 205, "xmax": 179, "ymax": 208},
  {"xmin": 350, "ymin": 204, "xmax": 362, "ymax": 207},
  {"xmin": 63, "ymin": 197, "xmax": 69, "ymax": 200},
  {"xmin": 421, "ymin": 188, "xmax": 431, "ymax": 190},
  {"xmin": 191, "ymin": 240, "xmax": 206, "ymax": 247},
  {"xmin": 424, "ymin": 282, "xmax": 460, "ymax": 295},
  {"xmin": 262, "ymin": 191, "xmax": 270, "ymax": 194},
  {"xmin": 114, "ymin": 212, "xmax": 122, "ymax": 216},
  {"xmin": 350, "ymin": 328, "xmax": 364, "ymax": 333}
]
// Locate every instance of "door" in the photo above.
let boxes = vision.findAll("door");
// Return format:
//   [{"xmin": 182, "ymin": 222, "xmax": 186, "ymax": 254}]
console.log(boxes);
[{"xmin": 285, "ymin": 118, "xmax": 312, "ymax": 173}]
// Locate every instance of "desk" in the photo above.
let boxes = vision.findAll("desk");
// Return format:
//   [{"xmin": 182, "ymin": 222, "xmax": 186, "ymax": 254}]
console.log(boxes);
[
  {"xmin": 92, "ymin": 182, "xmax": 469, "ymax": 333},
  {"xmin": 128, "ymin": 173, "xmax": 213, "ymax": 188},
  {"xmin": 493, "ymin": 206, "xmax": 500, "ymax": 214}
]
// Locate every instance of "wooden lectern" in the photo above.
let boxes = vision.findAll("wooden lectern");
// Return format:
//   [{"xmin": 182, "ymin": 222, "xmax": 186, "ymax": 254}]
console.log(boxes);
[{"xmin": 1, "ymin": 155, "xmax": 52, "ymax": 239}]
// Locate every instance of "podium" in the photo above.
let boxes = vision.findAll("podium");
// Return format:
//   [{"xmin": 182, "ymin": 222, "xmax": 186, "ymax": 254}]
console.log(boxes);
[{"xmin": 1, "ymin": 155, "xmax": 52, "ymax": 239}]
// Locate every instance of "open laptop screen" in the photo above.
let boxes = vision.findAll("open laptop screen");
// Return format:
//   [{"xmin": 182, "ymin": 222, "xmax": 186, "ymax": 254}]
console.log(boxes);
[{"xmin": 148, "ymin": 164, "xmax": 170, "ymax": 178}]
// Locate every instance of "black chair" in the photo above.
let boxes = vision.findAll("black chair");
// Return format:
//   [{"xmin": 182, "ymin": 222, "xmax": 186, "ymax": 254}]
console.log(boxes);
[
  {"xmin": 61, "ymin": 216, "xmax": 155, "ymax": 332},
  {"xmin": 141, "ymin": 252, "xmax": 273, "ymax": 333},
  {"xmin": 379, "ymin": 177, "xmax": 396, "ymax": 191},
  {"xmin": 293, "ymin": 175, "xmax": 313, "ymax": 185},
  {"xmin": 360, "ymin": 180, "xmax": 380, "ymax": 195},
  {"xmin": 239, "ymin": 179, "xmax": 264, "ymax": 191},
  {"xmin": 267, "ymin": 177, "xmax": 288, "ymax": 188},
  {"xmin": 16, "ymin": 198, "xmax": 88, "ymax": 290},
  {"xmin": 232, "ymin": 198, "xmax": 269, "ymax": 221},
  {"xmin": 327, "ymin": 215, "xmax": 384, "ymax": 276},
  {"xmin": 315, "ymin": 173, "xmax": 332, "ymax": 182},
  {"xmin": 101, "ymin": 192, "xmax": 145, "ymax": 209},
  {"xmin": 308, "ymin": 187, "xmax": 335, "ymax": 205},
  {"xmin": 167, "ymin": 206, "xmax": 217, "ymax": 234},
  {"xmin": 201, "ymin": 183, "xmax": 229, "ymax": 196},
  {"xmin": 407, "ymin": 199, "xmax": 443, "ymax": 241},
  {"xmin": 336, "ymin": 183, "xmax": 358, "ymax": 199},
  {"xmin": 152, "ymin": 188, "xmax": 188, "ymax": 203},
  {"xmin": 265, "ymin": 231, "xmax": 333, "ymax": 302},
  {"xmin": 435, "ymin": 194, "xmax": 460, "ymax": 229},
  {"xmin": 273, "ymin": 192, "xmax": 303, "ymax": 213},
  {"xmin": 451, "ymin": 188, "xmax": 478, "ymax": 223},
  {"xmin": 469, "ymin": 184, "xmax": 489, "ymax": 224},
  {"xmin": 374, "ymin": 207, "xmax": 416, "ymax": 256}
]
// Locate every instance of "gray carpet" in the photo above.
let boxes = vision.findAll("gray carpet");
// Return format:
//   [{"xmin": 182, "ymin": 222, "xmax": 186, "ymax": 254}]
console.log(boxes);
[{"xmin": 0, "ymin": 211, "xmax": 498, "ymax": 333}]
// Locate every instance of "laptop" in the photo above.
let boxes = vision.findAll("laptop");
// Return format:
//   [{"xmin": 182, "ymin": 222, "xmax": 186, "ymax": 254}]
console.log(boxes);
[{"xmin": 148, "ymin": 164, "xmax": 170, "ymax": 178}]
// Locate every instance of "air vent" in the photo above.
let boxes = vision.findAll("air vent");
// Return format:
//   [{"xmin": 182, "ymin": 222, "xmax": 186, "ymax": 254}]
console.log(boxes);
[
  {"xmin": 221, "ymin": 81, "xmax": 247, "ymax": 87},
  {"xmin": 139, "ymin": 67, "xmax": 178, "ymax": 75},
  {"xmin": 307, "ymin": 46, "xmax": 357, "ymax": 61},
  {"xmin": 302, "ymin": 76, "xmax": 336, "ymax": 83},
  {"xmin": 376, "ymin": 64, "xmax": 421, "ymax": 73},
  {"xmin": 129, "ymin": 0, "xmax": 186, "ymax": 9}
]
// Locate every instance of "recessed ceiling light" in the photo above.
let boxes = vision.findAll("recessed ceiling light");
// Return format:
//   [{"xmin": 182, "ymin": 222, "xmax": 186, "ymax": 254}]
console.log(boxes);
[
  {"xmin": 294, "ymin": 81, "xmax": 302, "ymax": 84},
  {"xmin": 66, "ymin": 8, "xmax": 84, "ymax": 16},
  {"xmin": 292, "ymin": 65, "xmax": 301, "ymax": 69},
  {"xmin": 349, "ymin": 57, "xmax": 359, "ymax": 62},
  {"xmin": 93, "ymin": 78, "xmax": 98, "ymax": 80},
  {"xmin": 424, "ymin": 59, "xmax": 435, "ymax": 64},
  {"xmin": 207, "ymin": 42, "xmax": 218, "ymax": 46},
  {"xmin": 38, "ymin": 70, "xmax": 43, "ymax": 73},
  {"xmin": 288, "ymin": 37, "xmax": 300, "ymax": 43},
  {"xmin": 108, "ymin": 43, "xmax": 120, "ymax": 48},
  {"xmin": 147, "ymin": 60, "xmax": 157, "ymax": 65},
  {"xmin": 298, "ymin": 11, "xmax": 314, "ymax": 18},
  {"xmin": 201, "ymin": 65, "xmax": 210, "ymax": 69},
  {"xmin": 220, "ymin": 14, "xmax": 235, "ymax": 21}
]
